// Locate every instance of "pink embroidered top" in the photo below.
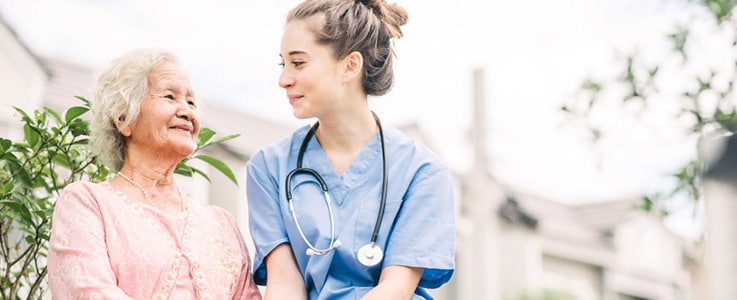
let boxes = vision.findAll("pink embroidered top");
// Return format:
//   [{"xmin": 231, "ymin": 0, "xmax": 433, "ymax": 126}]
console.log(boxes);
[{"xmin": 47, "ymin": 181, "xmax": 262, "ymax": 300}]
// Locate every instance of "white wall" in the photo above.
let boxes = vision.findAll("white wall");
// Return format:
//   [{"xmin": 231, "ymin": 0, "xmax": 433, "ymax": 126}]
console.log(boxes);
[{"xmin": 0, "ymin": 22, "xmax": 46, "ymax": 138}]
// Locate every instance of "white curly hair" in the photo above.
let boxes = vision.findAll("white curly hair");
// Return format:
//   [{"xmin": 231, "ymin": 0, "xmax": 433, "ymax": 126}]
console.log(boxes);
[{"xmin": 89, "ymin": 48, "xmax": 179, "ymax": 170}]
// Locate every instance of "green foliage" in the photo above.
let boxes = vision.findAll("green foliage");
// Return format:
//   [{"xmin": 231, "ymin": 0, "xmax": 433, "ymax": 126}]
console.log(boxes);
[
  {"xmin": 0, "ymin": 97, "xmax": 239, "ymax": 299},
  {"xmin": 561, "ymin": 0, "xmax": 737, "ymax": 217},
  {"xmin": 694, "ymin": 0, "xmax": 737, "ymax": 23},
  {"xmin": 176, "ymin": 127, "xmax": 240, "ymax": 185}
]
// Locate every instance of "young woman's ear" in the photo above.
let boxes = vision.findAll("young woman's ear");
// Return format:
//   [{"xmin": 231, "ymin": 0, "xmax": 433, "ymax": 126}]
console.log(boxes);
[{"xmin": 342, "ymin": 51, "xmax": 363, "ymax": 82}]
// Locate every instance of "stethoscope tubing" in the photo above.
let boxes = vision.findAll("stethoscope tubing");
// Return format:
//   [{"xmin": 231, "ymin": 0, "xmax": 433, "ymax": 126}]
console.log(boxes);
[
  {"xmin": 370, "ymin": 115, "xmax": 387, "ymax": 247},
  {"xmin": 285, "ymin": 168, "xmax": 338, "ymax": 256},
  {"xmin": 284, "ymin": 112, "xmax": 388, "ymax": 264}
]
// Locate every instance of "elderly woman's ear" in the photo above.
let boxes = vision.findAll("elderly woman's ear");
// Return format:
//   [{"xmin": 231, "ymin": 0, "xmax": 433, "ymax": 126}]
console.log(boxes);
[{"xmin": 114, "ymin": 116, "xmax": 132, "ymax": 137}]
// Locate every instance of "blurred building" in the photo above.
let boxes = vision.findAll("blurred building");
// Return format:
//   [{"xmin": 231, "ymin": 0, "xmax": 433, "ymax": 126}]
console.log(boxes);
[
  {"xmin": 0, "ymin": 16, "xmax": 47, "ymax": 139},
  {"xmin": 445, "ymin": 69, "xmax": 697, "ymax": 300},
  {"xmin": 1, "ymin": 18, "xmax": 700, "ymax": 300},
  {"xmin": 700, "ymin": 134, "xmax": 737, "ymax": 300}
]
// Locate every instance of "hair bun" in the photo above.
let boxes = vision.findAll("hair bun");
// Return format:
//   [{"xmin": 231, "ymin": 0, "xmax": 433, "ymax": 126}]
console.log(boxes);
[
  {"xmin": 355, "ymin": 0, "xmax": 408, "ymax": 38},
  {"xmin": 356, "ymin": 0, "xmax": 380, "ymax": 12}
]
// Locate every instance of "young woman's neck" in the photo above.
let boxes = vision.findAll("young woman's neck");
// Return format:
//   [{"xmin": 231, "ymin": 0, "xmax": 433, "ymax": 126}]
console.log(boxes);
[
  {"xmin": 315, "ymin": 108, "xmax": 377, "ymax": 150},
  {"xmin": 314, "ymin": 107, "xmax": 378, "ymax": 176}
]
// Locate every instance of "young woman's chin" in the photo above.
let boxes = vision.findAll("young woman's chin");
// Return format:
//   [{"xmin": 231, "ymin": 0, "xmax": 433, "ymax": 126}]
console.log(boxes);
[{"xmin": 291, "ymin": 108, "xmax": 313, "ymax": 120}]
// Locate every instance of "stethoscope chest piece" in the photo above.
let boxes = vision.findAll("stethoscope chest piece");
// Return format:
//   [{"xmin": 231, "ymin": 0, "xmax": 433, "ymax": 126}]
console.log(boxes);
[{"xmin": 357, "ymin": 243, "xmax": 384, "ymax": 267}]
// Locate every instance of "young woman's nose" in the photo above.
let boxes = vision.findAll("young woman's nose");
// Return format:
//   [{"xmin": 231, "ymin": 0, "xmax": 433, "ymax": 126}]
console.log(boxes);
[{"xmin": 279, "ymin": 70, "xmax": 295, "ymax": 89}]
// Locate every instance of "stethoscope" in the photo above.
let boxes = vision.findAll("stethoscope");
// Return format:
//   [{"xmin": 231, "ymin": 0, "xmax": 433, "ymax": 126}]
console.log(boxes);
[{"xmin": 285, "ymin": 112, "xmax": 387, "ymax": 267}]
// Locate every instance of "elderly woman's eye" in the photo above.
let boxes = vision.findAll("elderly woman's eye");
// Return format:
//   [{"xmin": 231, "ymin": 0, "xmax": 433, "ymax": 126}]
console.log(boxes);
[{"xmin": 164, "ymin": 94, "xmax": 175, "ymax": 100}]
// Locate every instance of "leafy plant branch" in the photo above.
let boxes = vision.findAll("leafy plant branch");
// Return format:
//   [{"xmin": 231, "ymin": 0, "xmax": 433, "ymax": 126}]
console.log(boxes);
[
  {"xmin": 0, "ymin": 96, "xmax": 240, "ymax": 299},
  {"xmin": 560, "ymin": 1, "xmax": 737, "ymax": 217}
]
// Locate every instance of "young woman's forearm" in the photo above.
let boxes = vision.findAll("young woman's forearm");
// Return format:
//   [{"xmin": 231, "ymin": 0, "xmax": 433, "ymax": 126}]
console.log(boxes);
[
  {"xmin": 264, "ymin": 244, "xmax": 307, "ymax": 300},
  {"xmin": 361, "ymin": 266, "xmax": 424, "ymax": 300}
]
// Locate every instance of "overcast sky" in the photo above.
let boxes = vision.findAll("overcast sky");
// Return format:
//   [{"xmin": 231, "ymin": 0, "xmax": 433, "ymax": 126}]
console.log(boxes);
[{"xmin": 0, "ymin": 0, "xmax": 711, "ymax": 232}]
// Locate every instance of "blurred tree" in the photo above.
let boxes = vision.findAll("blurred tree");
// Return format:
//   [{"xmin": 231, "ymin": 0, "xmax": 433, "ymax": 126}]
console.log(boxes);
[{"xmin": 561, "ymin": 0, "xmax": 737, "ymax": 218}]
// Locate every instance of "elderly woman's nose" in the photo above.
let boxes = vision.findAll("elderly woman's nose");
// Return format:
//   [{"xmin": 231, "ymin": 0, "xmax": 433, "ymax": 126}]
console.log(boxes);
[{"xmin": 176, "ymin": 102, "xmax": 195, "ymax": 120}]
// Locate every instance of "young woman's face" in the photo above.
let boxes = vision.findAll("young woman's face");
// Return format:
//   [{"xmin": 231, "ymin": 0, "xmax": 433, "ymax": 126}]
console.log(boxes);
[
  {"xmin": 279, "ymin": 18, "xmax": 345, "ymax": 119},
  {"xmin": 124, "ymin": 60, "xmax": 200, "ymax": 158}
]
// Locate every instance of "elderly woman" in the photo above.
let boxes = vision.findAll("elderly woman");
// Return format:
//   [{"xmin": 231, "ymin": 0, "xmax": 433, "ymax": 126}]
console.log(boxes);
[{"xmin": 47, "ymin": 48, "xmax": 262, "ymax": 299}]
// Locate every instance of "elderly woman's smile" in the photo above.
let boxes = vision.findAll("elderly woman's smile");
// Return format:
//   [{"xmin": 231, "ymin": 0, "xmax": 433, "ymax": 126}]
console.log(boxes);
[{"xmin": 126, "ymin": 60, "xmax": 201, "ymax": 156}]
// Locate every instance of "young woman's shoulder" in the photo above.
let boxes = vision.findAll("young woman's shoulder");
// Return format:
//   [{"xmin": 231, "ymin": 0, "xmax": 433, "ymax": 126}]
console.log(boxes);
[
  {"xmin": 384, "ymin": 126, "xmax": 444, "ymax": 164},
  {"xmin": 249, "ymin": 124, "xmax": 312, "ymax": 165}
]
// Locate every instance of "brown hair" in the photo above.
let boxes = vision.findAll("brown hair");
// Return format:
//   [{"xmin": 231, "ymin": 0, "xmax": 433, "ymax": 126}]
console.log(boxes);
[{"xmin": 287, "ymin": 0, "xmax": 408, "ymax": 96}]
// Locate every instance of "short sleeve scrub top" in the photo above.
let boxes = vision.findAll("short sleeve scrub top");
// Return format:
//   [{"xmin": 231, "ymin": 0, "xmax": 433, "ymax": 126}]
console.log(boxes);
[{"xmin": 246, "ymin": 124, "xmax": 455, "ymax": 300}]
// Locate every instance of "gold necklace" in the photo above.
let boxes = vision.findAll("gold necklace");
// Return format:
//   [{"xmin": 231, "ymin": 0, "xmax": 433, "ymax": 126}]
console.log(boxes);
[{"xmin": 117, "ymin": 172, "xmax": 185, "ymax": 212}]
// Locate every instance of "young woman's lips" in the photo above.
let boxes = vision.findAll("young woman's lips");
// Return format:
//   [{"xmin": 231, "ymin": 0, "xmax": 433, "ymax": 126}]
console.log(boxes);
[{"xmin": 288, "ymin": 94, "xmax": 303, "ymax": 105}]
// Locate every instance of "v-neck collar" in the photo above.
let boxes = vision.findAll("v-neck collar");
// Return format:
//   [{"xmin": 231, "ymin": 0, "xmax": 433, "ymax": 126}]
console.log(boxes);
[{"xmin": 301, "ymin": 131, "xmax": 382, "ymax": 206}]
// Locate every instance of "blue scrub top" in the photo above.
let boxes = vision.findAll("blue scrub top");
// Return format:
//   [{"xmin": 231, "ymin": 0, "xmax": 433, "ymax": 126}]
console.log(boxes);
[{"xmin": 246, "ymin": 124, "xmax": 455, "ymax": 300}]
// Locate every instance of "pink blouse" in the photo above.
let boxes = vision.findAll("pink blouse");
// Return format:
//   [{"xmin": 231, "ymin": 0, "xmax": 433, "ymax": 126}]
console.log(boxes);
[{"xmin": 47, "ymin": 181, "xmax": 262, "ymax": 300}]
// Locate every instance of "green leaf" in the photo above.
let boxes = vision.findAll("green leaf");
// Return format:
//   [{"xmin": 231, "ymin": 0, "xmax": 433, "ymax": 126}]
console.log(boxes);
[
  {"xmin": 0, "ymin": 138, "xmax": 11, "ymax": 154},
  {"xmin": 13, "ymin": 106, "xmax": 33, "ymax": 123},
  {"xmin": 52, "ymin": 152, "xmax": 71, "ymax": 169},
  {"xmin": 6, "ymin": 158, "xmax": 32, "ymax": 187},
  {"xmin": 196, "ymin": 128, "xmax": 216, "ymax": 147},
  {"xmin": 71, "ymin": 137, "xmax": 89, "ymax": 146},
  {"xmin": 194, "ymin": 154, "xmax": 238, "ymax": 185},
  {"xmin": 34, "ymin": 108, "xmax": 48, "ymax": 127},
  {"xmin": 68, "ymin": 119, "xmax": 89, "ymax": 137},
  {"xmin": 208, "ymin": 133, "xmax": 240, "ymax": 146},
  {"xmin": 191, "ymin": 167, "xmax": 212, "ymax": 183},
  {"xmin": 44, "ymin": 107, "xmax": 63, "ymax": 125},
  {"xmin": 33, "ymin": 207, "xmax": 51, "ymax": 221},
  {"xmin": 38, "ymin": 231, "xmax": 50, "ymax": 242},
  {"xmin": 23, "ymin": 124, "xmax": 40, "ymax": 148},
  {"xmin": 74, "ymin": 95, "xmax": 91, "ymax": 106},
  {"xmin": 0, "ymin": 199, "xmax": 34, "ymax": 226},
  {"xmin": 174, "ymin": 163, "xmax": 194, "ymax": 177},
  {"xmin": 1, "ymin": 182, "xmax": 13, "ymax": 195},
  {"xmin": 64, "ymin": 106, "xmax": 89, "ymax": 124}
]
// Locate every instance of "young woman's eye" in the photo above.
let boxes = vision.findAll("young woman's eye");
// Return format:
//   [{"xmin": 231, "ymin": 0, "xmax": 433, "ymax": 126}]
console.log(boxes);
[
  {"xmin": 292, "ymin": 61, "xmax": 305, "ymax": 67},
  {"xmin": 278, "ymin": 62, "xmax": 286, "ymax": 69}
]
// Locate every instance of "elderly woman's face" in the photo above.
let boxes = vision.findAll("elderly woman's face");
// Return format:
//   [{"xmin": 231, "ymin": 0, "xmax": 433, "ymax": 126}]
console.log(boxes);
[{"xmin": 125, "ymin": 60, "xmax": 200, "ymax": 158}]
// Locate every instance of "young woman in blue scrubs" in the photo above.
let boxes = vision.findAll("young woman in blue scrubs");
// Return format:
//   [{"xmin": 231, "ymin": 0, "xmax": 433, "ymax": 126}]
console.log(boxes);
[{"xmin": 246, "ymin": 0, "xmax": 455, "ymax": 299}]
